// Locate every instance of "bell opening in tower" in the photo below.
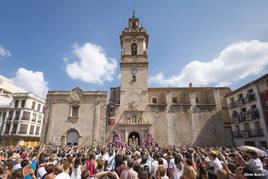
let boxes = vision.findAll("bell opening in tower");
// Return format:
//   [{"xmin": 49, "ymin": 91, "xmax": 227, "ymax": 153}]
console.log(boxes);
[{"xmin": 131, "ymin": 43, "xmax": 137, "ymax": 56}]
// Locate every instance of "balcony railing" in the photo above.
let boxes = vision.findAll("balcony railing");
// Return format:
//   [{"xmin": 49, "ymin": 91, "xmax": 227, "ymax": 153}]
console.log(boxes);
[
  {"xmin": 246, "ymin": 93, "xmax": 256, "ymax": 102},
  {"xmin": 231, "ymin": 115, "xmax": 240, "ymax": 123},
  {"xmin": 231, "ymin": 110, "xmax": 259, "ymax": 123},
  {"xmin": 250, "ymin": 129, "xmax": 264, "ymax": 137},
  {"xmin": 232, "ymin": 131, "xmax": 241, "ymax": 138},
  {"xmin": 228, "ymin": 93, "xmax": 256, "ymax": 109},
  {"xmin": 233, "ymin": 129, "xmax": 264, "ymax": 138}
]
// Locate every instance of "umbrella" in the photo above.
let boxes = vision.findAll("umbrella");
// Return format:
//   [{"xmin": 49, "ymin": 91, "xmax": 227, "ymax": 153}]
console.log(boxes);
[
  {"xmin": 238, "ymin": 145, "xmax": 268, "ymax": 157},
  {"xmin": 265, "ymin": 150, "xmax": 268, "ymax": 154}
]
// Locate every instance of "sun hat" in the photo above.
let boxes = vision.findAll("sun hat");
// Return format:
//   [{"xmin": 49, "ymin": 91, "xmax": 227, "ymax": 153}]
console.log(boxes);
[{"xmin": 208, "ymin": 150, "xmax": 218, "ymax": 156}]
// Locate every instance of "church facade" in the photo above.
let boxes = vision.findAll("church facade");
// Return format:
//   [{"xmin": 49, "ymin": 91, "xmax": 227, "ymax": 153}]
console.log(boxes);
[
  {"xmin": 41, "ymin": 88, "xmax": 107, "ymax": 146},
  {"xmin": 41, "ymin": 14, "xmax": 234, "ymax": 147}
]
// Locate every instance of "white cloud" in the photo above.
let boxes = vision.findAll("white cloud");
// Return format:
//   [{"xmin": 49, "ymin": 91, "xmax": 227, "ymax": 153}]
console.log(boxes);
[
  {"xmin": 65, "ymin": 42, "xmax": 117, "ymax": 84},
  {"xmin": 150, "ymin": 40, "xmax": 268, "ymax": 87},
  {"xmin": 0, "ymin": 45, "xmax": 11, "ymax": 58},
  {"xmin": 11, "ymin": 68, "xmax": 48, "ymax": 98}
]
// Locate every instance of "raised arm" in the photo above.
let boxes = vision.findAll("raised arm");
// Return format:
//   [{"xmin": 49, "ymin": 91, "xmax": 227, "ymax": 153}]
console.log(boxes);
[
  {"xmin": 235, "ymin": 152, "xmax": 247, "ymax": 166},
  {"xmin": 36, "ymin": 146, "xmax": 44, "ymax": 162}
]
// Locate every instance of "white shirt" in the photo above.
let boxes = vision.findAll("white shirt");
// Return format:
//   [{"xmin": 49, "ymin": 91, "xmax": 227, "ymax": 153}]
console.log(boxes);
[
  {"xmin": 37, "ymin": 166, "xmax": 47, "ymax": 179},
  {"xmin": 173, "ymin": 165, "xmax": 184, "ymax": 179},
  {"xmin": 71, "ymin": 165, "xmax": 82, "ymax": 179},
  {"xmin": 161, "ymin": 158, "xmax": 168, "ymax": 169},
  {"xmin": 95, "ymin": 153, "xmax": 102, "ymax": 161},
  {"xmin": 248, "ymin": 158, "xmax": 263, "ymax": 171},
  {"xmin": 143, "ymin": 156, "xmax": 152, "ymax": 172},
  {"xmin": 209, "ymin": 158, "xmax": 223, "ymax": 174},
  {"xmin": 151, "ymin": 160, "xmax": 159, "ymax": 177},
  {"xmin": 13, "ymin": 163, "xmax": 21, "ymax": 171},
  {"xmin": 169, "ymin": 158, "xmax": 175, "ymax": 169},
  {"xmin": 55, "ymin": 172, "xmax": 71, "ymax": 179},
  {"xmin": 106, "ymin": 153, "xmax": 115, "ymax": 171}
]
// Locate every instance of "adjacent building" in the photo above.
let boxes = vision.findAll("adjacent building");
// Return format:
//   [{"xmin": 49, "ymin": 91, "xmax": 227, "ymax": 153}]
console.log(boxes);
[
  {"xmin": 0, "ymin": 93, "xmax": 45, "ymax": 146},
  {"xmin": 226, "ymin": 73, "xmax": 268, "ymax": 147},
  {"xmin": 0, "ymin": 75, "xmax": 45, "ymax": 146}
]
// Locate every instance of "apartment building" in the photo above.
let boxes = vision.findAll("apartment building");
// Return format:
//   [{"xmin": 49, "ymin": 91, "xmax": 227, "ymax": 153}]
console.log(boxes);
[
  {"xmin": 0, "ymin": 93, "xmax": 45, "ymax": 146},
  {"xmin": 227, "ymin": 73, "xmax": 268, "ymax": 147}
]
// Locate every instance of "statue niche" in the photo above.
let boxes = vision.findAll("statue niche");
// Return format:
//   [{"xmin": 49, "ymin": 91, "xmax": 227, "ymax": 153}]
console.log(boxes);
[{"xmin": 128, "ymin": 131, "xmax": 140, "ymax": 146}]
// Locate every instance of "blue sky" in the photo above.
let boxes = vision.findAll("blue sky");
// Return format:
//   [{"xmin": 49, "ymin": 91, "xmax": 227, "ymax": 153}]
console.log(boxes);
[{"xmin": 0, "ymin": 0, "xmax": 268, "ymax": 98}]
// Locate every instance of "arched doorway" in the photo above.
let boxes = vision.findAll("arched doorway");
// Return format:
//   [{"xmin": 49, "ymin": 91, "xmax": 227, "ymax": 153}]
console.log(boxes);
[
  {"xmin": 67, "ymin": 130, "xmax": 79, "ymax": 145},
  {"xmin": 128, "ymin": 131, "xmax": 140, "ymax": 146}
]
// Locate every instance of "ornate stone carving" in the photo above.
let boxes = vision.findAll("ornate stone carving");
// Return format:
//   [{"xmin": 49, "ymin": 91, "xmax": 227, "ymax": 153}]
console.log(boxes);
[
  {"xmin": 129, "ymin": 101, "xmax": 138, "ymax": 111},
  {"xmin": 123, "ymin": 111, "xmax": 143, "ymax": 125},
  {"xmin": 69, "ymin": 87, "xmax": 83, "ymax": 104},
  {"xmin": 151, "ymin": 111, "xmax": 160, "ymax": 120}
]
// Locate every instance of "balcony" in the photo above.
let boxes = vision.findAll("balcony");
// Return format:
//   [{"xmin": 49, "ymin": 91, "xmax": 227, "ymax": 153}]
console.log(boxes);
[
  {"xmin": 228, "ymin": 102, "xmax": 236, "ymax": 109},
  {"xmin": 231, "ymin": 115, "xmax": 240, "ymax": 123},
  {"xmin": 242, "ymin": 111, "xmax": 260, "ymax": 121},
  {"xmin": 232, "ymin": 131, "xmax": 242, "ymax": 138},
  {"xmin": 249, "ymin": 129, "xmax": 264, "ymax": 137},
  {"xmin": 233, "ymin": 129, "xmax": 264, "ymax": 138},
  {"xmin": 232, "ymin": 110, "xmax": 260, "ymax": 123},
  {"xmin": 228, "ymin": 94, "xmax": 256, "ymax": 109},
  {"xmin": 236, "ymin": 98, "xmax": 246, "ymax": 107},
  {"xmin": 246, "ymin": 93, "xmax": 256, "ymax": 103}
]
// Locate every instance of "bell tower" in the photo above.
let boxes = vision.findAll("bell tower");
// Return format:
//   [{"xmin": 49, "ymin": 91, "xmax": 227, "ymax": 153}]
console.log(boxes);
[{"xmin": 120, "ymin": 12, "xmax": 149, "ymax": 109}]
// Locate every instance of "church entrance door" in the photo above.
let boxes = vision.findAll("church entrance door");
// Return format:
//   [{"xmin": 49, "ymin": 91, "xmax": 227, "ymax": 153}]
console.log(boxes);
[
  {"xmin": 67, "ymin": 130, "xmax": 78, "ymax": 145},
  {"xmin": 128, "ymin": 132, "xmax": 140, "ymax": 146}
]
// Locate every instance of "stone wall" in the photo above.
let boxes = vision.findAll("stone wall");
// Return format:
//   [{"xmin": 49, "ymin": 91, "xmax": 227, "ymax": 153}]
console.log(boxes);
[
  {"xmin": 107, "ymin": 87, "xmax": 233, "ymax": 147},
  {"xmin": 145, "ymin": 87, "xmax": 233, "ymax": 146}
]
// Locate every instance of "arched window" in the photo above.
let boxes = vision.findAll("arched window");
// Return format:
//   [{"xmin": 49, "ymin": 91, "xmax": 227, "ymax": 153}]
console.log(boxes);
[{"xmin": 131, "ymin": 43, "xmax": 137, "ymax": 56}]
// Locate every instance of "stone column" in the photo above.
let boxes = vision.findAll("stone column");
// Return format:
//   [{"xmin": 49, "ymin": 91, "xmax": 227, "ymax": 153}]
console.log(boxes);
[
  {"xmin": 190, "ymin": 90, "xmax": 197, "ymax": 145},
  {"xmin": 45, "ymin": 100, "xmax": 56, "ymax": 144},
  {"xmin": 92, "ymin": 102, "xmax": 100, "ymax": 146},
  {"xmin": 125, "ymin": 130, "xmax": 128, "ymax": 145}
]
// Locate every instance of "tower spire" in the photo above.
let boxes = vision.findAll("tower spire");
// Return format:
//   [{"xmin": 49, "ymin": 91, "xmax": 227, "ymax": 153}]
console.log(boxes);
[{"xmin": 132, "ymin": 4, "xmax": 135, "ymax": 17}]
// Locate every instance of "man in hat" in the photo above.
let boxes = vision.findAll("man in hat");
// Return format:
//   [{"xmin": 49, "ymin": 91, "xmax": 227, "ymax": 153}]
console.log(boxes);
[{"xmin": 205, "ymin": 150, "xmax": 222, "ymax": 175}]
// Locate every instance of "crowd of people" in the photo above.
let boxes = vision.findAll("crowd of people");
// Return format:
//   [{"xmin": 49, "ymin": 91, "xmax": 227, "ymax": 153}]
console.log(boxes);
[{"xmin": 0, "ymin": 144, "xmax": 267, "ymax": 179}]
